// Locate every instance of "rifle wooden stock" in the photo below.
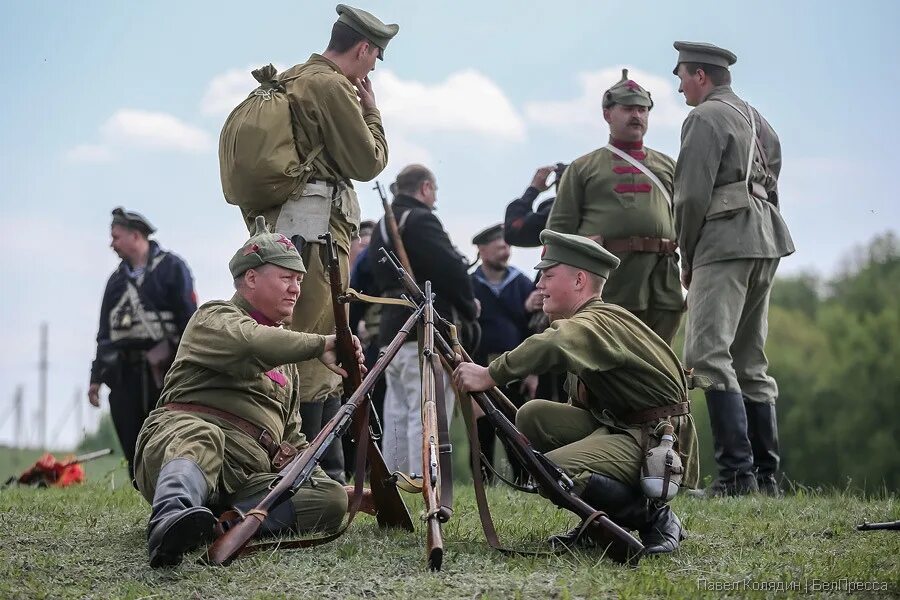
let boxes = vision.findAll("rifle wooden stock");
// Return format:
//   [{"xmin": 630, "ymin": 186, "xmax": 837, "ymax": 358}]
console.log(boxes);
[
  {"xmin": 204, "ymin": 306, "xmax": 423, "ymax": 566},
  {"xmin": 379, "ymin": 247, "xmax": 643, "ymax": 564},
  {"xmin": 420, "ymin": 282, "xmax": 444, "ymax": 570},
  {"xmin": 321, "ymin": 232, "xmax": 414, "ymax": 531},
  {"xmin": 374, "ymin": 181, "xmax": 416, "ymax": 279}
]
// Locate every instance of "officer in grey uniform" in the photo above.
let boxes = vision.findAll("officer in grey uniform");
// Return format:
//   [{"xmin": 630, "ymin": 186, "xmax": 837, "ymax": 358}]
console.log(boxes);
[{"xmin": 672, "ymin": 41, "xmax": 795, "ymax": 496}]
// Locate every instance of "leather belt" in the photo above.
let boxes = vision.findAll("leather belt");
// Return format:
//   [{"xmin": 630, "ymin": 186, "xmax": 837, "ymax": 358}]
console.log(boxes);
[
  {"xmin": 622, "ymin": 401, "xmax": 690, "ymax": 425},
  {"xmin": 164, "ymin": 402, "xmax": 296, "ymax": 468},
  {"xmin": 604, "ymin": 237, "xmax": 677, "ymax": 255}
]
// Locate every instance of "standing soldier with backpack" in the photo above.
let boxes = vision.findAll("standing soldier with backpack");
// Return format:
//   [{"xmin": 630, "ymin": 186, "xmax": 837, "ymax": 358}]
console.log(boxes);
[{"xmin": 219, "ymin": 5, "xmax": 399, "ymax": 482}]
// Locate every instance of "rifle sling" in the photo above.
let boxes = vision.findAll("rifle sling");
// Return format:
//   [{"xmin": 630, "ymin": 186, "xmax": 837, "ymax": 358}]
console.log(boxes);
[
  {"xmin": 452, "ymin": 365, "xmax": 569, "ymax": 557},
  {"xmin": 432, "ymin": 357, "xmax": 454, "ymax": 520}
]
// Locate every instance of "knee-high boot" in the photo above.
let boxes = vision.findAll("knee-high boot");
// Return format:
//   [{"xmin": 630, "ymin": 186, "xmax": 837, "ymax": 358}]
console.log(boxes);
[
  {"xmin": 705, "ymin": 390, "xmax": 758, "ymax": 496},
  {"xmin": 147, "ymin": 458, "xmax": 217, "ymax": 568}
]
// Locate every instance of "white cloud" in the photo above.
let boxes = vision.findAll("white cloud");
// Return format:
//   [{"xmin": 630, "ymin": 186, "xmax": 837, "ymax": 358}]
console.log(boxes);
[
  {"xmin": 66, "ymin": 143, "xmax": 113, "ymax": 163},
  {"xmin": 201, "ymin": 64, "xmax": 288, "ymax": 117},
  {"xmin": 525, "ymin": 66, "xmax": 689, "ymax": 137},
  {"xmin": 375, "ymin": 69, "xmax": 527, "ymax": 141},
  {"xmin": 101, "ymin": 109, "xmax": 212, "ymax": 152},
  {"xmin": 66, "ymin": 109, "xmax": 213, "ymax": 163}
]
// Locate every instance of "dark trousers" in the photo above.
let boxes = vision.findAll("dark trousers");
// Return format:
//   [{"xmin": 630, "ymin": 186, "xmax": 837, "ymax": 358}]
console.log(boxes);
[
  {"xmin": 109, "ymin": 359, "xmax": 160, "ymax": 478},
  {"xmin": 299, "ymin": 396, "xmax": 346, "ymax": 484},
  {"xmin": 342, "ymin": 342, "xmax": 386, "ymax": 482},
  {"xmin": 475, "ymin": 382, "xmax": 529, "ymax": 484}
]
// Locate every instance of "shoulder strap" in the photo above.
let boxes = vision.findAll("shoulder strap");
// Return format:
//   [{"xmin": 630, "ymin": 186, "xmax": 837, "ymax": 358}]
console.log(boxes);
[
  {"xmin": 604, "ymin": 145, "xmax": 672, "ymax": 208},
  {"xmin": 712, "ymin": 99, "xmax": 765, "ymax": 186}
]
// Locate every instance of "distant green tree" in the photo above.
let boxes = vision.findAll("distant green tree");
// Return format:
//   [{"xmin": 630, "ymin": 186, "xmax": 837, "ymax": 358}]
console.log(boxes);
[
  {"xmin": 774, "ymin": 232, "xmax": 899, "ymax": 492},
  {"xmin": 76, "ymin": 413, "xmax": 120, "ymax": 454}
]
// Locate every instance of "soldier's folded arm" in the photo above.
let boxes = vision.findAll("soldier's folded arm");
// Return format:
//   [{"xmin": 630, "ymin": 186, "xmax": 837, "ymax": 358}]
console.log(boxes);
[
  {"xmin": 181, "ymin": 305, "xmax": 326, "ymax": 377},
  {"xmin": 317, "ymin": 77, "xmax": 388, "ymax": 181},
  {"xmin": 674, "ymin": 111, "xmax": 725, "ymax": 269},
  {"xmin": 488, "ymin": 319, "xmax": 622, "ymax": 386},
  {"xmin": 545, "ymin": 163, "xmax": 584, "ymax": 234}
]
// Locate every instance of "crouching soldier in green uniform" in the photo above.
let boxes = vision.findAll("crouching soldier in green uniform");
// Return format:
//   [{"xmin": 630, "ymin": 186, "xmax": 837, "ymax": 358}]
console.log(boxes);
[
  {"xmin": 453, "ymin": 230, "xmax": 699, "ymax": 555},
  {"xmin": 134, "ymin": 216, "xmax": 364, "ymax": 568}
]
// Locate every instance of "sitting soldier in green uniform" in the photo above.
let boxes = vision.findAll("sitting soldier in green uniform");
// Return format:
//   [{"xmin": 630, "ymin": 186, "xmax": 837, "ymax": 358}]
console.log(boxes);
[
  {"xmin": 134, "ymin": 216, "xmax": 365, "ymax": 568},
  {"xmin": 453, "ymin": 230, "xmax": 698, "ymax": 555}
]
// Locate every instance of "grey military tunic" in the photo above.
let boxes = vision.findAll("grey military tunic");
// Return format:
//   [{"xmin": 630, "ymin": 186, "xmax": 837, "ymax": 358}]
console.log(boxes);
[{"xmin": 674, "ymin": 85, "xmax": 794, "ymax": 403}]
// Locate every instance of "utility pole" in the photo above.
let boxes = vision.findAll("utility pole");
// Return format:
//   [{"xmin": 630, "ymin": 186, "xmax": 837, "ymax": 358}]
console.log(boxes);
[
  {"xmin": 74, "ymin": 387, "xmax": 83, "ymax": 443},
  {"xmin": 15, "ymin": 385, "xmax": 24, "ymax": 448},
  {"xmin": 39, "ymin": 322, "xmax": 48, "ymax": 450}
]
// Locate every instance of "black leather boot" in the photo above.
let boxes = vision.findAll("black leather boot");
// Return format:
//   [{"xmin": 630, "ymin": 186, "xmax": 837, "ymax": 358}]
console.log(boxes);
[
  {"xmin": 705, "ymin": 390, "xmax": 758, "ymax": 496},
  {"xmin": 641, "ymin": 503, "xmax": 684, "ymax": 555},
  {"xmin": 549, "ymin": 474, "xmax": 685, "ymax": 555},
  {"xmin": 148, "ymin": 458, "xmax": 217, "ymax": 568},
  {"xmin": 745, "ymin": 400, "xmax": 782, "ymax": 496},
  {"xmin": 548, "ymin": 474, "xmax": 645, "ymax": 549}
]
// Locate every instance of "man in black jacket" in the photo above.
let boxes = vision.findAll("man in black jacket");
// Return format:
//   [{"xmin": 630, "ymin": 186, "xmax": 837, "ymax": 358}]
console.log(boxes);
[
  {"xmin": 368, "ymin": 164, "xmax": 478, "ymax": 475},
  {"xmin": 504, "ymin": 165, "xmax": 561, "ymax": 247},
  {"xmin": 89, "ymin": 208, "xmax": 197, "ymax": 478}
]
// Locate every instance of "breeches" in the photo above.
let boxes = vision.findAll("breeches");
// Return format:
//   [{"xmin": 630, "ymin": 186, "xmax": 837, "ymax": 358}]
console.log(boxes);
[
  {"xmin": 134, "ymin": 410, "xmax": 347, "ymax": 534},
  {"xmin": 684, "ymin": 258, "xmax": 780, "ymax": 404},
  {"xmin": 516, "ymin": 399, "xmax": 642, "ymax": 491}
]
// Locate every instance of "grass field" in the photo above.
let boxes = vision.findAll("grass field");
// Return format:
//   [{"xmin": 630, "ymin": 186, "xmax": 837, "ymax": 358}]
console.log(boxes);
[{"xmin": 1, "ymin": 457, "xmax": 897, "ymax": 600}]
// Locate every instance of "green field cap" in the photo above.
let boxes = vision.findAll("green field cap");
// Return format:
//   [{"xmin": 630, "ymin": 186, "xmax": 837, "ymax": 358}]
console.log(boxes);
[
  {"xmin": 535, "ymin": 229, "xmax": 620, "ymax": 279},
  {"xmin": 229, "ymin": 216, "xmax": 306, "ymax": 278}
]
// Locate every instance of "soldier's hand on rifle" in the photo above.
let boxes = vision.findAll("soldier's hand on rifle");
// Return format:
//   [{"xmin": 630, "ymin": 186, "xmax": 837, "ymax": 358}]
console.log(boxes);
[
  {"xmin": 452, "ymin": 363, "xmax": 496, "ymax": 393},
  {"xmin": 88, "ymin": 383, "xmax": 101, "ymax": 408},
  {"xmin": 320, "ymin": 334, "xmax": 367, "ymax": 378},
  {"xmin": 531, "ymin": 166, "xmax": 556, "ymax": 192},
  {"xmin": 355, "ymin": 76, "xmax": 377, "ymax": 111}
]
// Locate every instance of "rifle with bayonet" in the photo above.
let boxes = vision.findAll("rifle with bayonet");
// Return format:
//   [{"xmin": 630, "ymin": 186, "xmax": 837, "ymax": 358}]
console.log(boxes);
[
  {"xmin": 204, "ymin": 301, "xmax": 422, "ymax": 566},
  {"xmin": 378, "ymin": 248, "xmax": 644, "ymax": 565},
  {"xmin": 320, "ymin": 232, "xmax": 413, "ymax": 531}
]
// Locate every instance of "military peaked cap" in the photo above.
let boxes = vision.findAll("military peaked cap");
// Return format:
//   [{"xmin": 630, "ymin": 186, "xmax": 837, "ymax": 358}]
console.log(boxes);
[
  {"xmin": 229, "ymin": 216, "xmax": 306, "ymax": 278},
  {"xmin": 336, "ymin": 4, "xmax": 399, "ymax": 60},
  {"xmin": 672, "ymin": 41, "xmax": 737, "ymax": 74},
  {"xmin": 603, "ymin": 68, "xmax": 653, "ymax": 109},
  {"xmin": 472, "ymin": 223, "xmax": 503, "ymax": 246},
  {"xmin": 111, "ymin": 207, "xmax": 155, "ymax": 236},
  {"xmin": 535, "ymin": 229, "xmax": 620, "ymax": 279}
]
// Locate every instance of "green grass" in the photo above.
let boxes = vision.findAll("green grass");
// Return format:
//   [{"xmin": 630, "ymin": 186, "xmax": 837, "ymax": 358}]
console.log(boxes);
[{"xmin": 1, "ymin": 472, "xmax": 897, "ymax": 600}]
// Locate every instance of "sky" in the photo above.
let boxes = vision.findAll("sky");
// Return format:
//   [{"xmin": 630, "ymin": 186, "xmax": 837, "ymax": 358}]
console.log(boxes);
[{"xmin": 0, "ymin": 0, "xmax": 898, "ymax": 449}]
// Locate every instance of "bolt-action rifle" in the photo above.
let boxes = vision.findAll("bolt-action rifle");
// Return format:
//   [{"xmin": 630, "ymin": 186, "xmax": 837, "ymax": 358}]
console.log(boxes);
[
  {"xmin": 319, "ymin": 232, "xmax": 413, "ymax": 532},
  {"xmin": 420, "ymin": 281, "xmax": 451, "ymax": 570}
]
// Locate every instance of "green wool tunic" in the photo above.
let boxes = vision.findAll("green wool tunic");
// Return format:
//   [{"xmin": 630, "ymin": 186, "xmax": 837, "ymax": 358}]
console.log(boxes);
[
  {"xmin": 135, "ymin": 294, "xmax": 346, "ymax": 531},
  {"xmin": 546, "ymin": 145, "xmax": 683, "ymax": 313},
  {"xmin": 488, "ymin": 298, "xmax": 699, "ymax": 489}
]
